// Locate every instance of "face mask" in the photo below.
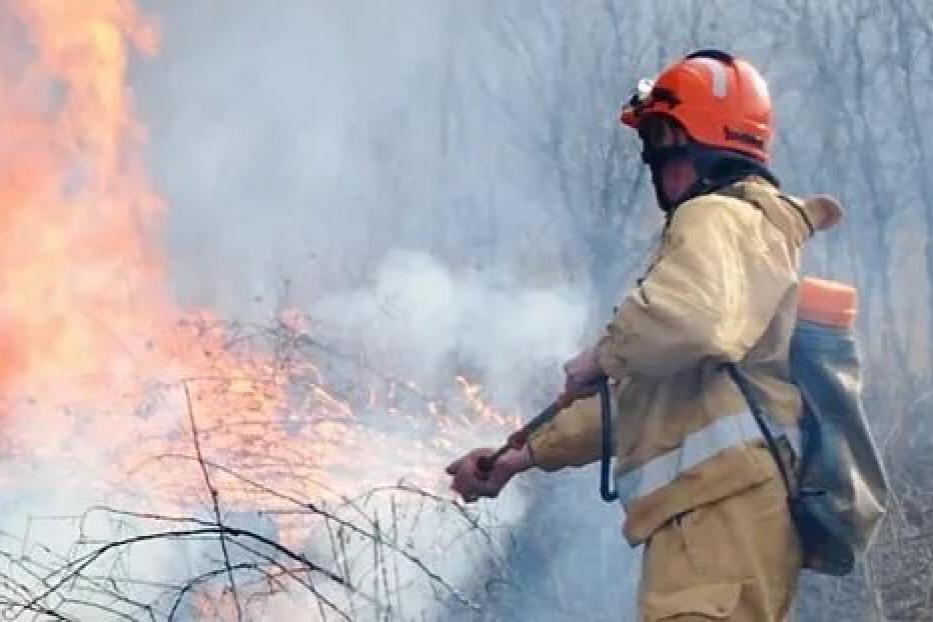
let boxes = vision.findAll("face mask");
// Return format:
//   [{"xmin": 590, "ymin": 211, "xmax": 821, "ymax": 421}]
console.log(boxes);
[
  {"xmin": 641, "ymin": 143, "xmax": 691, "ymax": 212},
  {"xmin": 640, "ymin": 141, "xmax": 781, "ymax": 214}
]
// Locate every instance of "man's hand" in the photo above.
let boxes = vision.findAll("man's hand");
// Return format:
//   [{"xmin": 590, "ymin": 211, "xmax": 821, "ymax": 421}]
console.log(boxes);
[
  {"xmin": 445, "ymin": 446, "xmax": 533, "ymax": 503},
  {"xmin": 563, "ymin": 346, "xmax": 606, "ymax": 396}
]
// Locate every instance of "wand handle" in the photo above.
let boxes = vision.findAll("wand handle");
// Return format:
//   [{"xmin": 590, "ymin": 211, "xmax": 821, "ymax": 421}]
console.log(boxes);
[{"xmin": 475, "ymin": 384, "xmax": 600, "ymax": 474}]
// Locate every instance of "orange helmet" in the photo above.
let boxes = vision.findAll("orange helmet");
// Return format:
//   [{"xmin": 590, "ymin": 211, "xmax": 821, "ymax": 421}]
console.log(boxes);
[{"xmin": 621, "ymin": 50, "xmax": 773, "ymax": 162}]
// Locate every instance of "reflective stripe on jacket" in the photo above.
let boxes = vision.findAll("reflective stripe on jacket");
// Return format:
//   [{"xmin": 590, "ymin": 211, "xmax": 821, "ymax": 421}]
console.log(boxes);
[
  {"xmin": 529, "ymin": 176, "xmax": 839, "ymax": 545},
  {"xmin": 614, "ymin": 409, "xmax": 800, "ymax": 504}
]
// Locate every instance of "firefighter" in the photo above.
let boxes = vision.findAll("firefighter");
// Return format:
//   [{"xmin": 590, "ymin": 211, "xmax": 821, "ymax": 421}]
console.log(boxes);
[{"xmin": 446, "ymin": 50, "xmax": 842, "ymax": 620}]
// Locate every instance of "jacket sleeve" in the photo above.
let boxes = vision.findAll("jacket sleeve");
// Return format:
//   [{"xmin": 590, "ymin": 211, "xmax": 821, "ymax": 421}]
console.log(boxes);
[
  {"xmin": 596, "ymin": 195, "xmax": 797, "ymax": 379},
  {"xmin": 527, "ymin": 196, "xmax": 797, "ymax": 473},
  {"xmin": 528, "ymin": 395, "xmax": 602, "ymax": 471}
]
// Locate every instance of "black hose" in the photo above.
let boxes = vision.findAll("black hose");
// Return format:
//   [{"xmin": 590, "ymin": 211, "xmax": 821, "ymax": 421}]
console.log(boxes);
[{"xmin": 598, "ymin": 378, "xmax": 618, "ymax": 502}]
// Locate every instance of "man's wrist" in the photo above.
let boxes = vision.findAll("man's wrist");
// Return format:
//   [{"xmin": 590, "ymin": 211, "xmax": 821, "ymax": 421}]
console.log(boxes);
[
  {"xmin": 595, "ymin": 334, "xmax": 623, "ymax": 379},
  {"xmin": 503, "ymin": 445, "xmax": 534, "ymax": 474}
]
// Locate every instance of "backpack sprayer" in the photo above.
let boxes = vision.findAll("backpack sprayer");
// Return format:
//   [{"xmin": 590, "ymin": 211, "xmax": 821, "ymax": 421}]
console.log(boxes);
[
  {"xmin": 476, "ymin": 378, "xmax": 618, "ymax": 502},
  {"xmin": 733, "ymin": 276, "xmax": 889, "ymax": 576}
]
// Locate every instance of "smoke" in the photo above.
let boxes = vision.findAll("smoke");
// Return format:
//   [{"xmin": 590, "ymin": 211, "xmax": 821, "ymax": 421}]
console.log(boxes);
[
  {"xmin": 312, "ymin": 249, "xmax": 587, "ymax": 406},
  {"xmin": 0, "ymin": 2, "xmax": 618, "ymax": 620},
  {"xmin": 130, "ymin": 2, "xmax": 608, "ymax": 612},
  {"xmin": 134, "ymin": 1, "xmax": 589, "ymax": 320},
  {"xmin": 130, "ymin": 2, "xmax": 639, "ymax": 620}
]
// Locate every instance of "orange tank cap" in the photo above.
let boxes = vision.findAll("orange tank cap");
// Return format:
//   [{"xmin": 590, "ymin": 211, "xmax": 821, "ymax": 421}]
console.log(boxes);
[{"xmin": 797, "ymin": 277, "xmax": 858, "ymax": 329}]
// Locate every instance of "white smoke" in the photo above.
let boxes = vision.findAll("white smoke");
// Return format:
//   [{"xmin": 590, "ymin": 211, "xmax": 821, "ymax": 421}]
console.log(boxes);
[
  {"xmin": 134, "ymin": 2, "xmax": 604, "ymax": 619},
  {"xmin": 0, "ymin": 1, "xmax": 630, "ymax": 620},
  {"xmin": 312, "ymin": 249, "xmax": 587, "ymax": 406}
]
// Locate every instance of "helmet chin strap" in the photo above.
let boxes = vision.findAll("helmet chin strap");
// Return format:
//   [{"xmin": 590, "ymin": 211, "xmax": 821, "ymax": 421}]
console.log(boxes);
[{"xmin": 642, "ymin": 141, "xmax": 780, "ymax": 214}]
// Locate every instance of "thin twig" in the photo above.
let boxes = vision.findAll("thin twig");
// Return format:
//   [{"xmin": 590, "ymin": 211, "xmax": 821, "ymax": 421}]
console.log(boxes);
[{"xmin": 183, "ymin": 381, "xmax": 244, "ymax": 622}]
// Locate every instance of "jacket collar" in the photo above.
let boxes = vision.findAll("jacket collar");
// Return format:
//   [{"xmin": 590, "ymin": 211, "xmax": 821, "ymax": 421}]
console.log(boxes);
[{"xmin": 716, "ymin": 177, "xmax": 844, "ymax": 246}]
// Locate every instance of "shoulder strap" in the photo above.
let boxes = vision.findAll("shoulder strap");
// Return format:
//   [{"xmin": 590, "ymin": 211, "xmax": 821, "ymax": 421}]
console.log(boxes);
[
  {"xmin": 778, "ymin": 194, "xmax": 815, "ymax": 237},
  {"xmin": 725, "ymin": 363, "xmax": 798, "ymax": 499}
]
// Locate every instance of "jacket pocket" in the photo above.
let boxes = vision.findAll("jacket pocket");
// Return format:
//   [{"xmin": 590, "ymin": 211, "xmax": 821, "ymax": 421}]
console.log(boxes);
[{"xmin": 641, "ymin": 582, "xmax": 742, "ymax": 621}]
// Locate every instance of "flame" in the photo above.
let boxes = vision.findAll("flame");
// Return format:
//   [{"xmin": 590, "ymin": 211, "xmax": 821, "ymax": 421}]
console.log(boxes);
[
  {"xmin": 0, "ymin": 0, "xmax": 518, "ymax": 526},
  {"xmin": 1, "ymin": 0, "xmax": 163, "ymax": 394},
  {"xmin": 0, "ymin": 5, "xmax": 522, "ymax": 619}
]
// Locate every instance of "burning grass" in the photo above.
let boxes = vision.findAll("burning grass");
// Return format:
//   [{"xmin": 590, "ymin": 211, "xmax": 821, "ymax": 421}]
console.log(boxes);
[
  {"xmin": 0, "ymin": 315, "xmax": 521, "ymax": 621},
  {"xmin": 0, "ymin": 3, "xmax": 527, "ymax": 619}
]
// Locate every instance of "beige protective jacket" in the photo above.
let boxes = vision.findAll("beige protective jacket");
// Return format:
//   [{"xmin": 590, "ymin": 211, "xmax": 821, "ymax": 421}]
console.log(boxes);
[{"xmin": 529, "ymin": 176, "xmax": 840, "ymax": 546}]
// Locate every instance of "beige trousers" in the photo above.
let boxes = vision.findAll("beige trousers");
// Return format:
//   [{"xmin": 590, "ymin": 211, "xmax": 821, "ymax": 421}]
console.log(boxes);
[{"xmin": 638, "ymin": 474, "xmax": 803, "ymax": 621}]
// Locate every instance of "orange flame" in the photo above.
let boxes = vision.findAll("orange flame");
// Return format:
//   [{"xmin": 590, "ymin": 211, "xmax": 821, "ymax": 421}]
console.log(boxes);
[
  {"xmin": 0, "ymin": 5, "xmax": 524, "ymax": 618},
  {"xmin": 0, "ymin": 1, "xmax": 517, "ymax": 501},
  {"xmin": 1, "ymin": 1, "xmax": 163, "ymax": 393}
]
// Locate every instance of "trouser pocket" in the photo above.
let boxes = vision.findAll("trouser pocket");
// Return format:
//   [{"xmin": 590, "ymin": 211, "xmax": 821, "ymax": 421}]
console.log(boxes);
[{"xmin": 639, "ymin": 477, "xmax": 802, "ymax": 621}]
